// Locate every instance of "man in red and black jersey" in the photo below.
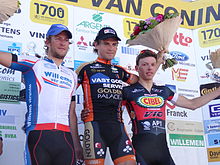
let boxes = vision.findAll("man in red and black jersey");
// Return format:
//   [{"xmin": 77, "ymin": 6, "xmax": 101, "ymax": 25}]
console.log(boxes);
[
  {"xmin": 122, "ymin": 50, "xmax": 220, "ymax": 165},
  {"xmin": 76, "ymin": 27, "xmax": 138, "ymax": 165}
]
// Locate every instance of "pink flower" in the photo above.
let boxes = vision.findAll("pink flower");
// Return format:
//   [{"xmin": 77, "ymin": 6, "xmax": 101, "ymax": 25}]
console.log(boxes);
[
  {"xmin": 145, "ymin": 17, "xmax": 156, "ymax": 25},
  {"xmin": 133, "ymin": 26, "xmax": 141, "ymax": 35},
  {"xmin": 156, "ymin": 14, "xmax": 164, "ymax": 22}
]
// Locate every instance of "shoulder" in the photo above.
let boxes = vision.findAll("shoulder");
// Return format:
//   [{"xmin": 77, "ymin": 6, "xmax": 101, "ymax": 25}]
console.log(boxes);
[
  {"xmin": 18, "ymin": 55, "xmax": 39, "ymax": 64},
  {"xmin": 75, "ymin": 61, "xmax": 95, "ymax": 74},
  {"xmin": 114, "ymin": 64, "xmax": 128, "ymax": 72},
  {"xmin": 123, "ymin": 82, "xmax": 139, "ymax": 91}
]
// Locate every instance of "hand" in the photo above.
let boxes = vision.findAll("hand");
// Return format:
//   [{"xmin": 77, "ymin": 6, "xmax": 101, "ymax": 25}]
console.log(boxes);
[
  {"xmin": 157, "ymin": 49, "xmax": 167, "ymax": 65},
  {"xmin": 75, "ymin": 144, "xmax": 84, "ymax": 161},
  {"xmin": 81, "ymin": 109, "xmax": 90, "ymax": 121}
]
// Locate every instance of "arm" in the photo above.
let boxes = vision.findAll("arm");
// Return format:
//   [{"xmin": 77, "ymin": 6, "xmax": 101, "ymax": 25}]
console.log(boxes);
[
  {"xmin": 0, "ymin": 52, "xmax": 12, "ymax": 67},
  {"xmin": 128, "ymin": 73, "xmax": 139, "ymax": 85},
  {"xmin": 69, "ymin": 101, "xmax": 83, "ymax": 160},
  {"xmin": 156, "ymin": 50, "xmax": 166, "ymax": 71},
  {"xmin": 174, "ymin": 87, "xmax": 220, "ymax": 110}
]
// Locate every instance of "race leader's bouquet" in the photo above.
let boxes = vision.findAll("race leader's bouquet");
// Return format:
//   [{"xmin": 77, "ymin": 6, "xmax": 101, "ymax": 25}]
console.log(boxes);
[
  {"xmin": 0, "ymin": 0, "xmax": 20, "ymax": 23},
  {"xmin": 126, "ymin": 12, "xmax": 182, "ymax": 70}
]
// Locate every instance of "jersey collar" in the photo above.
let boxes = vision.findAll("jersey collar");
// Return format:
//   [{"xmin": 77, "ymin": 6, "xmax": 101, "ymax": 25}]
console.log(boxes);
[
  {"xmin": 96, "ymin": 57, "xmax": 111, "ymax": 65},
  {"xmin": 44, "ymin": 56, "xmax": 65, "ymax": 66}
]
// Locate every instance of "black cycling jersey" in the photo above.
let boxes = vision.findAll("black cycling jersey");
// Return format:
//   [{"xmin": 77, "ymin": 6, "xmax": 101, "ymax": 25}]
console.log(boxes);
[
  {"xmin": 76, "ymin": 57, "xmax": 132, "ymax": 122},
  {"xmin": 122, "ymin": 82, "xmax": 176, "ymax": 165},
  {"xmin": 76, "ymin": 58, "xmax": 136, "ymax": 165}
]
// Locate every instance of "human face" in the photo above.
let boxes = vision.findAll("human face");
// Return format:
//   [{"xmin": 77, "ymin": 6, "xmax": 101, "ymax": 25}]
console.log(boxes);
[
  {"xmin": 46, "ymin": 31, "xmax": 70, "ymax": 59},
  {"xmin": 95, "ymin": 38, "xmax": 118, "ymax": 61},
  {"xmin": 136, "ymin": 57, "xmax": 157, "ymax": 81}
]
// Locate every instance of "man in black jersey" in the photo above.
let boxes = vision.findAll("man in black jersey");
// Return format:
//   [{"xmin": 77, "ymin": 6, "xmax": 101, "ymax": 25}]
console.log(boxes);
[
  {"xmin": 76, "ymin": 27, "xmax": 138, "ymax": 165},
  {"xmin": 122, "ymin": 50, "xmax": 220, "ymax": 165}
]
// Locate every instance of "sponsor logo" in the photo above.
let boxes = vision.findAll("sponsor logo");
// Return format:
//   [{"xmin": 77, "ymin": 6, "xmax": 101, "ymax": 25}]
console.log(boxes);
[
  {"xmin": 144, "ymin": 111, "xmax": 163, "ymax": 118},
  {"xmin": 121, "ymin": 46, "xmax": 139, "ymax": 55},
  {"xmin": 90, "ymin": 73, "xmax": 110, "ymax": 84},
  {"xmin": 111, "ymin": 66, "xmax": 119, "ymax": 73},
  {"xmin": 30, "ymin": 0, "xmax": 68, "ymax": 25},
  {"xmin": 208, "ymin": 133, "xmax": 220, "ymax": 147},
  {"xmin": 167, "ymin": 109, "xmax": 188, "ymax": 118},
  {"xmin": 173, "ymin": 32, "xmax": 192, "ymax": 46},
  {"xmin": 204, "ymin": 119, "xmax": 220, "ymax": 134},
  {"xmin": 137, "ymin": 96, "xmax": 164, "ymax": 108},
  {"xmin": 200, "ymin": 83, "xmax": 220, "ymax": 100},
  {"xmin": 52, "ymin": 0, "xmax": 220, "ymax": 29},
  {"xmin": 170, "ymin": 51, "xmax": 189, "ymax": 61},
  {"xmin": 141, "ymin": 121, "xmax": 151, "ymax": 130},
  {"xmin": 111, "ymin": 57, "xmax": 120, "ymax": 65},
  {"xmin": 77, "ymin": 36, "xmax": 88, "ymax": 50},
  {"xmin": 0, "ymin": 109, "xmax": 7, "ymax": 116},
  {"xmin": 131, "ymin": 88, "xmax": 145, "ymax": 93},
  {"xmin": 209, "ymin": 104, "xmax": 220, "ymax": 118},
  {"xmin": 84, "ymin": 129, "xmax": 92, "ymax": 158},
  {"xmin": 208, "ymin": 147, "xmax": 220, "ymax": 162},
  {"xmin": 8, "ymin": 43, "xmax": 22, "ymax": 55},
  {"xmin": 169, "ymin": 134, "xmax": 204, "ymax": 147},
  {"xmin": 198, "ymin": 24, "xmax": 220, "ymax": 48},
  {"xmin": 172, "ymin": 68, "xmax": 189, "ymax": 82},
  {"xmin": 123, "ymin": 145, "xmax": 132, "ymax": 153},
  {"xmin": 95, "ymin": 143, "xmax": 101, "ymax": 148},
  {"xmin": 97, "ymin": 149, "xmax": 105, "ymax": 157},
  {"xmin": 201, "ymin": 54, "xmax": 210, "ymax": 61},
  {"xmin": 178, "ymin": 88, "xmax": 198, "ymax": 97},
  {"xmin": 0, "ymin": 26, "xmax": 21, "ymax": 39},
  {"xmin": 167, "ymin": 120, "xmax": 204, "ymax": 135},
  {"xmin": 76, "ymin": 12, "xmax": 109, "ymax": 33},
  {"xmin": 43, "ymin": 72, "xmax": 72, "ymax": 88},
  {"xmin": 0, "ymin": 67, "xmax": 15, "ymax": 75},
  {"xmin": 29, "ymin": 31, "xmax": 45, "ymax": 39}
]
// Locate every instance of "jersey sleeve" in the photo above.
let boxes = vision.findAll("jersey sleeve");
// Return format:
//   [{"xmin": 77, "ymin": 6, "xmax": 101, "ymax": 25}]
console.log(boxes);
[
  {"xmin": 122, "ymin": 87, "xmax": 129, "ymax": 106},
  {"xmin": 166, "ymin": 86, "xmax": 178, "ymax": 103},
  {"xmin": 75, "ymin": 63, "xmax": 88, "ymax": 86},
  {"xmin": 9, "ymin": 54, "xmax": 38, "ymax": 72},
  {"xmin": 117, "ymin": 66, "xmax": 133, "ymax": 83},
  {"xmin": 71, "ymin": 70, "xmax": 78, "ymax": 101}
]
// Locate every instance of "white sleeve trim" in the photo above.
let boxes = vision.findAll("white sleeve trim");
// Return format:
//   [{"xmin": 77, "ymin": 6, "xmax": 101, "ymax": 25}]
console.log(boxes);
[{"xmin": 170, "ymin": 93, "xmax": 179, "ymax": 104}]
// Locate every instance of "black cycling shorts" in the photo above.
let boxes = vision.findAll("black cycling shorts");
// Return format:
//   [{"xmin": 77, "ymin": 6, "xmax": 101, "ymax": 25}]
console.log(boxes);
[
  {"xmin": 27, "ymin": 130, "xmax": 75, "ymax": 165},
  {"xmin": 83, "ymin": 121, "xmax": 135, "ymax": 165},
  {"xmin": 132, "ymin": 133, "xmax": 175, "ymax": 165}
]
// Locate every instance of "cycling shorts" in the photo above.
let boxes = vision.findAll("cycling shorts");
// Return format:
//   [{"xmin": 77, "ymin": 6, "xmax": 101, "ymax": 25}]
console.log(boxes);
[
  {"xmin": 26, "ymin": 130, "xmax": 75, "ymax": 165},
  {"xmin": 83, "ymin": 121, "xmax": 136, "ymax": 165},
  {"xmin": 132, "ymin": 133, "xmax": 175, "ymax": 165}
]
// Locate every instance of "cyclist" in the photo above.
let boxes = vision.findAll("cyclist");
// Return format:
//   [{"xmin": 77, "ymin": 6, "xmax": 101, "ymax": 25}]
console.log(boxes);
[
  {"xmin": 0, "ymin": 24, "xmax": 83, "ymax": 165},
  {"xmin": 122, "ymin": 49, "xmax": 220, "ymax": 165}
]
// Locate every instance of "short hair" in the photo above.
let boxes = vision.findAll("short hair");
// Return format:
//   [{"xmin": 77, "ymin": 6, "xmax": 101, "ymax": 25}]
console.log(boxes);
[
  {"xmin": 93, "ymin": 40, "xmax": 101, "ymax": 54},
  {"xmin": 136, "ymin": 49, "xmax": 157, "ymax": 66},
  {"xmin": 44, "ymin": 36, "xmax": 51, "ymax": 55}
]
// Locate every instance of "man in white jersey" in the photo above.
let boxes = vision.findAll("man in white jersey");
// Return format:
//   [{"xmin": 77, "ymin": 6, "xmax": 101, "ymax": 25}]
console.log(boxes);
[{"xmin": 0, "ymin": 24, "xmax": 83, "ymax": 165}]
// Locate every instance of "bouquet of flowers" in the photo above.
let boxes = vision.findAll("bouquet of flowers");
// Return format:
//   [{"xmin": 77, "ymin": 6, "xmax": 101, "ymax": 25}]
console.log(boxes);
[
  {"xmin": 126, "ymin": 13, "xmax": 182, "ymax": 70},
  {"xmin": 0, "ymin": 0, "xmax": 20, "ymax": 23}
]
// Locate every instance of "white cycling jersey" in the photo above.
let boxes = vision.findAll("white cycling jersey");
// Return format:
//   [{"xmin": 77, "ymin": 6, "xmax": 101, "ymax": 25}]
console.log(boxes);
[{"xmin": 10, "ymin": 54, "xmax": 77, "ymax": 132}]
